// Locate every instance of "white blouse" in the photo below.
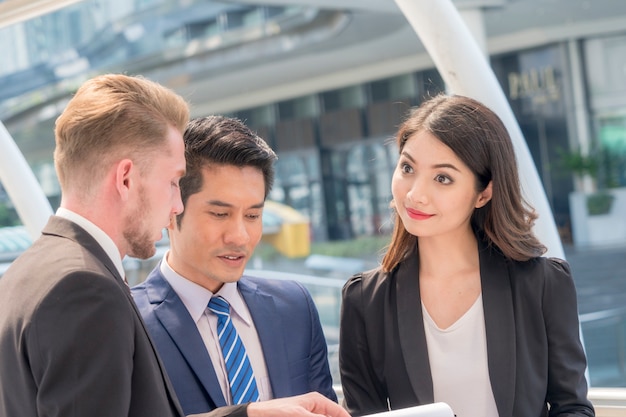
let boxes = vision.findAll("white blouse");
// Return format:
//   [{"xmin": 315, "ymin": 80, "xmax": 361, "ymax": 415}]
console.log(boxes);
[{"xmin": 422, "ymin": 294, "xmax": 499, "ymax": 417}]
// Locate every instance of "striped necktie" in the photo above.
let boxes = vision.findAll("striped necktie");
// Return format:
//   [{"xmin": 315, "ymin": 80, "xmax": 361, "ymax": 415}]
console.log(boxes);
[{"xmin": 208, "ymin": 296, "xmax": 260, "ymax": 405}]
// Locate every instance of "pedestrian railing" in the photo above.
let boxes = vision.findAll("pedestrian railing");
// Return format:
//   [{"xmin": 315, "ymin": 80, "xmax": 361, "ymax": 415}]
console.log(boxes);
[{"xmin": 580, "ymin": 306, "xmax": 626, "ymax": 387}]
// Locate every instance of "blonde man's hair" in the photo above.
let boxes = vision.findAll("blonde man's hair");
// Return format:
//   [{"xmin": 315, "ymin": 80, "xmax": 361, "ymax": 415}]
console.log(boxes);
[{"xmin": 54, "ymin": 74, "xmax": 189, "ymax": 195}]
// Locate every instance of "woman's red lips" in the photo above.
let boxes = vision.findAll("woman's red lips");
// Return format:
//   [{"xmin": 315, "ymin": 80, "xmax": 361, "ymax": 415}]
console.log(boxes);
[{"xmin": 406, "ymin": 208, "xmax": 433, "ymax": 220}]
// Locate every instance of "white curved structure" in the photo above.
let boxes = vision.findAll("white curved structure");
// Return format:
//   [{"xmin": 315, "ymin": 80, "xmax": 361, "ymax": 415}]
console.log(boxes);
[{"xmin": 0, "ymin": 122, "xmax": 52, "ymax": 239}]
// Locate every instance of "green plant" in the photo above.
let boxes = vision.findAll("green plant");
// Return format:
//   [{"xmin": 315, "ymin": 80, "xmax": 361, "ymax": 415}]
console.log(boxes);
[
  {"xmin": 556, "ymin": 147, "xmax": 599, "ymax": 181},
  {"xmin": 586, "ymin": 191, "xmax": 615, "ymax": 215},
  {"xmin": 557, "ymin": 145, "xmax": 626, "ymax": 191}
]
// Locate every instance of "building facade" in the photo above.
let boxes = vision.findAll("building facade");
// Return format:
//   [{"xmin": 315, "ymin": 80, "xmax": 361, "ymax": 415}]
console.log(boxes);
[{"xmin": 1, "ymin": 0, "xmax": 625, "ymax": 244}]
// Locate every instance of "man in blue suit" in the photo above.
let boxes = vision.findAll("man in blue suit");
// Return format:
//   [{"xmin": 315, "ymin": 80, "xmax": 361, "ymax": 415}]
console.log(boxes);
[{"xmin": 132, "ymin": 116, "xmax": 337, "ymax": 417}]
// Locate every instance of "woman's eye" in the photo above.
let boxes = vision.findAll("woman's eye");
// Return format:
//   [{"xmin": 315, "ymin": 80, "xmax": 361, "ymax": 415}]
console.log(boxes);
[
  {"xmin": 401, "ymin": 163, "xmax": 413, "ymax": 173},
  {"xmin": 435, "ymin": 174, "xmax": 452, "ymax": 184}
]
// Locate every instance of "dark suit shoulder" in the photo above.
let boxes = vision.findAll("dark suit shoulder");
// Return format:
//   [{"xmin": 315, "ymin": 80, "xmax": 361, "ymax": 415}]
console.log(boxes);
[
  {"xmin": 342, "ymin": 265, "xmax": 390, "ymax": 303},
  {"xmin": 10, "ymin": 234, "xmax": 104, "ymax": 276},
  {"xmin": 544, "ymin": 256, "xmax": 571, "ymax": 274},
  {"xmin": 502, "ymin": 255, "xmax": 578, "ymax": 312},
  {"xmin": 2, "ymin": 234, "xmax": 126, "ymax": 317},
  {"xmin": 506, "ymin": 255, "xmax": 572, "ymax": 284}
]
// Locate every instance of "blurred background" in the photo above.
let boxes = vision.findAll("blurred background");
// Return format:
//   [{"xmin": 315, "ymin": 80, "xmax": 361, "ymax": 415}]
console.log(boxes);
[{"xmin": 1, "ymin": 0, "xmax": 626, "ymax": 390}]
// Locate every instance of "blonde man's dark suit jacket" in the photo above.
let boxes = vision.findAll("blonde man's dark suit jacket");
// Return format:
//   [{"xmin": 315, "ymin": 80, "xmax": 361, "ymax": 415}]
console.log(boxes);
[
  {"xmin": 339, "ymin": 237, "xmax": 594, "ymax": 417},
  {"xmin": 0, "ymin": 216, "xmax": 246, "ymax": 417}
]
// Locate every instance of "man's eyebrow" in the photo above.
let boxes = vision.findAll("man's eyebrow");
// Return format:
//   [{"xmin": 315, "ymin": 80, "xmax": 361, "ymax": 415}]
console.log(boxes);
[{"xmin": 205, "ymin": 200, "xmax": 265, "ymax": 209}]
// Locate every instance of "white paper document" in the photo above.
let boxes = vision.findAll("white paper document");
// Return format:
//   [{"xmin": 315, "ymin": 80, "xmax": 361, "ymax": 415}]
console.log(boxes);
[{"xmin": 362, "ymin": 402, "xmax": 454, "ymax": 417}]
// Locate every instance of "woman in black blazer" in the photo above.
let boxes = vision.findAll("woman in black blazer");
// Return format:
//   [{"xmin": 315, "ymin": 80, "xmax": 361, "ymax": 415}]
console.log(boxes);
[{"xmin": 339, "ymin": 95, "xmax": 594, "ymax": 417}]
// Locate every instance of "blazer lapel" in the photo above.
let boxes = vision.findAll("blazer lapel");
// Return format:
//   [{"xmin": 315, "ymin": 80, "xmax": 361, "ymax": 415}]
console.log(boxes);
[
  {"xmin": 396, "ymin": 250, "xmax": 434, "ymax": 403},
  {"xmin": 238, "ymin": 278, "xmax": 291, "ymax": 398},
  {"xmin": 45, "ymin": 216, "xmax": 185, "ymax": 414},
  {"xmin": 149, "ymin": 271, "xmax": 228, "ymax": 407},
  {"xmin": 479, "ymin": 241, "xmax": 515, "ymax": 417}
]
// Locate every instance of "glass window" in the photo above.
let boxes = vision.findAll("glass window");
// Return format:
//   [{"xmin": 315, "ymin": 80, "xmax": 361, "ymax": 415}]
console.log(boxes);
[
  {"xmin": 321, "ymin": 85, "xmax": 365, "ymax": 112},
  {"xmin": 278, "ymin": 95, "xmax": 319, "ymax": 120},
  {"xmin": 585, "ymin": 34, "xmax": 626, "ymax": 98},
  {"xmin": 369, "ymin": 74, "xmax": 416, "ymax": 102},
  {"xmin": 237, "ymin": 104, "xmax": 276, "ymax": 128}
]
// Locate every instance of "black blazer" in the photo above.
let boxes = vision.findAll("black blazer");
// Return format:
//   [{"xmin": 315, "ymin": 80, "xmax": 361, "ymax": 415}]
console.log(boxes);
[
  {"xmin": 0, "ymin": 216, "xmax": 247, "ymax": 417},
  {"xmin": 339, "ymin": 238, "xmax": 594, "ymax": 417}
]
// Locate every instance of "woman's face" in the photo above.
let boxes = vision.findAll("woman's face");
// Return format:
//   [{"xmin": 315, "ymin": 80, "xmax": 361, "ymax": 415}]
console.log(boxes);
[{"xmin": 391, "ymin": 130, "xmax": 492, "ymax": 240}]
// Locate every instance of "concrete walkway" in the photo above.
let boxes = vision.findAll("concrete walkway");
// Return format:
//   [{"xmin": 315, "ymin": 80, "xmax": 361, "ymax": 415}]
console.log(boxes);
[
  {"xmin": 564, "ymin": 243, "xmax": 626, "ymax": 387},
  {"xmin": 565, "ymin": 243, "xmax": 626, "ymax": 315}
]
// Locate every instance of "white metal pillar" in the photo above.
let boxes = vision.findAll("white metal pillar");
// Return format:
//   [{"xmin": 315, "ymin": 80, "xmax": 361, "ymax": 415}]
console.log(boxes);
[
  {"xmin": 0, "ymin": 122, "xmax": 52, "ymax": 238},
  {"xmin": 394, "ymin": 0, "xmax": 565, "ymax": 259}
]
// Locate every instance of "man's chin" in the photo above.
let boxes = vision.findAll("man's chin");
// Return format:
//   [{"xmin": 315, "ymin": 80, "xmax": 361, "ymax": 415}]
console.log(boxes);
[{"xmin": 128, "ymin": 244, "xmax": 157, "ymax": 260}]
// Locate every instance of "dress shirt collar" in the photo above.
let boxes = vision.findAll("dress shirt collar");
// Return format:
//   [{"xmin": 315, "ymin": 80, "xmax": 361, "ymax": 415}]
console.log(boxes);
[
  {"xmin": 56, "ymin": 207, "xmax": 125, "ymax": 278},
  {"xmin": 160, "ymin": 251, "xmax": 252, "ymax": 325}
]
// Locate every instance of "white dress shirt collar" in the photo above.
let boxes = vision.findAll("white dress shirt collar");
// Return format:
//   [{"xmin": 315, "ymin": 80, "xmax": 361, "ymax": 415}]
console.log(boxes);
[
  {"xmin": 160, "ymin": 251, "xmax": 252, "ymax": 325},
  {"xmin": 56, "ymin": 207, "xmax": 125, "ymax": 278}
]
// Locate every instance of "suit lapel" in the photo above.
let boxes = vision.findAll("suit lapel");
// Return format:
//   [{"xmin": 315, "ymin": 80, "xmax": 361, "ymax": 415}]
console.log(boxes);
[
  {"xmin": 149, "ymin": 271, "xmax": 228, "ymax": 407},
  {"xmin": 45, "ymin": 216, "xmax": 185, "ymax": 415},
  {"xmin": 238, "ymin": 278, "xmax": 291, "ymax": 398},
  {"xmin": 479, "ymin": 241, "xmax": 515, "ymax": 417},
  {"xmin": 396, "ymin": 250, "xmax": 434, "ymax": 403}
]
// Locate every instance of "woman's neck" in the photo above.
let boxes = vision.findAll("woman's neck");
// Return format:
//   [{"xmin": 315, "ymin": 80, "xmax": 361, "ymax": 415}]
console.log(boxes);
[{"xmin": 417, "ymin": 228, "xmax": 479, "ymax": 279}]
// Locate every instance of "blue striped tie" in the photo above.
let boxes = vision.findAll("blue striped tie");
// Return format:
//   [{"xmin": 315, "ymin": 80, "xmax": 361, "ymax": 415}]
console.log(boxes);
[{"xmin": 208, "ymin": 296, "xmax": 260, "ymax": 405}]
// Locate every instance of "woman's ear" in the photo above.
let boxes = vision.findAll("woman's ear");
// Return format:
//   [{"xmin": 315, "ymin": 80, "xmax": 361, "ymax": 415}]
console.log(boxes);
[{"xmin": 475, "ymin": 181, "xmax": 493, "ymax": 208}]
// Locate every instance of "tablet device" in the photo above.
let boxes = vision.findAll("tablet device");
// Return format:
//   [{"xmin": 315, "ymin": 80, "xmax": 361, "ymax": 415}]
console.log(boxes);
[{"xmin": 362, "ymin": 402, "xmax": 454, "ymax": 417}]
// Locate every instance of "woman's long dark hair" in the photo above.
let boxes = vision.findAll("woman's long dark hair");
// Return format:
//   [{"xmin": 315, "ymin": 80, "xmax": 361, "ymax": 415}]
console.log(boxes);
[{"xmin": 382, "ymin": 94, "xmax": 546, "ymax": 272}]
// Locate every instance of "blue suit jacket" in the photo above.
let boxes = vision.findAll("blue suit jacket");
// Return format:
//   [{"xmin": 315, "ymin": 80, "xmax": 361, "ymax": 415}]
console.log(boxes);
[{"xmin": 132, "ymin": 264, "xmax": 337, "ymax": 416}]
